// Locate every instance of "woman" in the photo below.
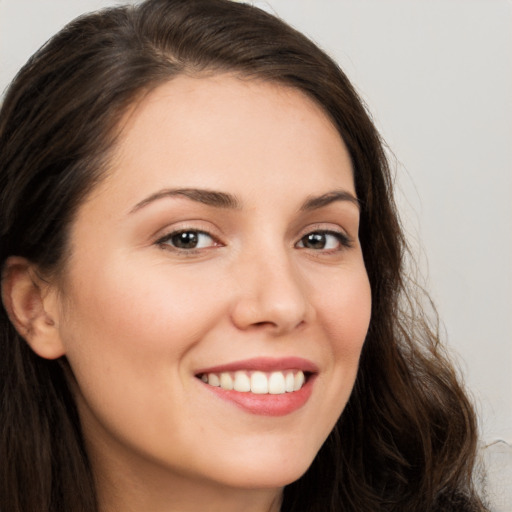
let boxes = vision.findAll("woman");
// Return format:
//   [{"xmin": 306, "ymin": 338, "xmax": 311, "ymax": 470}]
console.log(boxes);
[{"xmin": 0, "ymin": 0, "xmax": 487, "ymax": 510}]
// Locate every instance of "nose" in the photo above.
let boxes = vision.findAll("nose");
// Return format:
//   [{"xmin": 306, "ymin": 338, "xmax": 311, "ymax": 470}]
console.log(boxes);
[{"xmin": 230, "ymin": 249, "xmax": 314, "ymax": 335}]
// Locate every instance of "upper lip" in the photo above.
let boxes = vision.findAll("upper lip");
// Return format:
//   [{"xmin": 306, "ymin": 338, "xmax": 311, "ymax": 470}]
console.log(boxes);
[{"xmin": 195, "ymin": 357, "xmax": 319, "ymax": 375}]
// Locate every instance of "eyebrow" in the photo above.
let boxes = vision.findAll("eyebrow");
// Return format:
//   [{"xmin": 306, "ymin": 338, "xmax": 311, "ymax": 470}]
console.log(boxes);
[
  {"xmin": 299, "ymin": 190, "xmax": 360, "ymax": 211},
  {"xmin": 129, "ymin": 187, "xmax": 359, "ymax": 214},
  {"xmin": 130, "ymin": 188, "xmax": 242, "ymax": 213}
]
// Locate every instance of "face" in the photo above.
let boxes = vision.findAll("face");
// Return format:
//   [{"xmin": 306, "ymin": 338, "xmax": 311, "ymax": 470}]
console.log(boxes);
[{"xmin": 52, "ymin": 75, "xmax": 371, "ymax": 496}]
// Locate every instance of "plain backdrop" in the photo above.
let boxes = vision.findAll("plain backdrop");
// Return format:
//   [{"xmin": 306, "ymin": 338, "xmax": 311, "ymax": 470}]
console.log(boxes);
[{"xmin": 1, "ymin": 0, "xmax": 511, "ymax": 497}]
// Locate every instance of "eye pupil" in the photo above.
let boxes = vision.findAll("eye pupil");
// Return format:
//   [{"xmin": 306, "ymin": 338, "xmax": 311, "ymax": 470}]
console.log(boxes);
[
  {"xmin": 303, "ymin": 233, "xmax": 326, "ymax": 249},
  {"xmin": 172, "ymin": 231, "xmax": 198, "ymax": 249}
]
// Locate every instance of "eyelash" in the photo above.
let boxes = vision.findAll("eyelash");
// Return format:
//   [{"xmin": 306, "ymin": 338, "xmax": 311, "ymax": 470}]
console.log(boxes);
[
  {"xmin": 156, "ymin": 229, "xmax": 220, "ymax": 253},
  {"xmin": 156, "ymin": 227, "xmax": 352, "ymax": 254},
  {"xmin": 296, "ymin": 230, "xmax": 352, "ymax": 252}
]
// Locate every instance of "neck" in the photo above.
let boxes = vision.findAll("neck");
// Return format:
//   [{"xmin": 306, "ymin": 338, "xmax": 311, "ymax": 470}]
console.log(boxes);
[
  {"xmin": 89, "ymin": 439, "xmax": 283, "ymax": 512},
  {"xmin": 97, "ymin": 469, "xmax": 283, "ymax": 512}
]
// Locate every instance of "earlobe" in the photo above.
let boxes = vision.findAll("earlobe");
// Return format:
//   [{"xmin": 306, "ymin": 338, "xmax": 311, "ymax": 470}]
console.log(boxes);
[{"xmin": 1, "ymin": 256, "xmax": 65, "ymax": 359}]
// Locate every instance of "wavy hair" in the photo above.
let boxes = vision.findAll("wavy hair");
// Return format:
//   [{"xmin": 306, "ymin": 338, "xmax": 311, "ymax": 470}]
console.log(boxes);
[{"xmin": 0, "ymin": 1, "xmax": 486, "ymax": 510}]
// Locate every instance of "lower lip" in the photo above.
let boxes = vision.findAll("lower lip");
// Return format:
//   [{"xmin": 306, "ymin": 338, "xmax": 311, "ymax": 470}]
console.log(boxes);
[{"xmin": 200, "ymin": 375, "xmax": 315, "ymax": 417}]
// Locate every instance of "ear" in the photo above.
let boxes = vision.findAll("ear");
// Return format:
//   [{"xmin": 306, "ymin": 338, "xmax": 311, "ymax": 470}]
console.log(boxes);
[{"xmin": 1, "ymin": 256, "xmax": 65, "ymax": 359}]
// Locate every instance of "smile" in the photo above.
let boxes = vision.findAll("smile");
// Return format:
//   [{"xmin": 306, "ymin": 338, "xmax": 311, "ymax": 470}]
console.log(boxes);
[
  {"xmin": 199, "ymin": 370, "xmax": 306, "ymax": 395},
  {"xmin": 195, "ymin": 357, "xmax": 318, "ymax": 416}
]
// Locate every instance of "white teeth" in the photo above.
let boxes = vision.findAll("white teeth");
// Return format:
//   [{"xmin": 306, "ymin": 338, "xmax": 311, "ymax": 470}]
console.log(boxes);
[
  {"xmin": 293, "ymin": 371, "xmax": 305, "ymax": 391},
  {"xmin": 208, "ymin": 373, "xmax": 220, "ymax": 387},
  {"xmin": 220, "ymin": 372, "xmax": 233, "ymax": 390},
  {"xmin": 285, "ymin": 371, "xmax": 295, "ymax": 392},
  {"xmin": 268, "ymin": 372, "xmax": 286, "ymax": 394},
  {"xmin": 202, "ymin": 370, "xmax": 306, "ymax": 394},
  {"xmin": 251, "ymin": 371, "xmax": 268, "ymax": 394},
  {"xmin": 233, "ymin": 371, "xmax": 251, "ymax": 392}
]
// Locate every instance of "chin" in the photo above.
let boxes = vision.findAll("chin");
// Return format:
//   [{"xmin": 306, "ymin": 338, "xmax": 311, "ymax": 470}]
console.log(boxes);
[{"xmin": 207, "ymin": 446, "xmax": 318, "ymax": 490}]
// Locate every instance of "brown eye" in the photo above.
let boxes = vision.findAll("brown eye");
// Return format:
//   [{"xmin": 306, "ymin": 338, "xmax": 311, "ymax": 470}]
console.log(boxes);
[
  {"xmin": 301, "ymin": 233, "xmax": 328, "ymax": 249},
  {"xmin": 159, "ymin": 230, "xmax": 216, "ymax": 250},
  {"xmin": 296, "ymin": 231, "xmax": 350, "ymax": 251}
]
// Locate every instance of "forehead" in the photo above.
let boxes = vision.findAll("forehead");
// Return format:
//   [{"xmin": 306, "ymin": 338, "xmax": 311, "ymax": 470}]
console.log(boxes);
[{"xmin": 91, "ymin": 74, "xmax": 354, "ymax": 211}]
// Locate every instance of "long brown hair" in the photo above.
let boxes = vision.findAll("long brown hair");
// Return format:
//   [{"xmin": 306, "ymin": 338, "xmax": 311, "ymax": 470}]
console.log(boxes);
[{"xmin": 0, "ymin": 1, "xmax": 486, "ymax": 510}]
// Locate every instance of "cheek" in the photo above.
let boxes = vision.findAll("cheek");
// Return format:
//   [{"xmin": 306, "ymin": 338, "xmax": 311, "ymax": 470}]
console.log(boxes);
[
  {"xmin": 296, "ymin": 264, "xmax": 371, "ymax": 449},
  {"xmin": 315, "ymin": 266, "xmax": 372, "ymax": 358},
  {"xmin": 56, "ymin": 256, "xmax": 232, "ymax": 455},
  {"xmin": 58, "ymin": 255, "xmax": 227, "ymax": 385}
]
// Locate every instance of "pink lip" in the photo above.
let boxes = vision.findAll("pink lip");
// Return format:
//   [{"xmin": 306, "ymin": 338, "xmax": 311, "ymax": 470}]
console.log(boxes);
[
  {"xmin": 195, "ymin": 357, "xmax": 318, "ymax": 417},
  {"xmin": 195, "ymin": 356, "xmax": 319, "ymax": 375},
  {"xmin": 201, "ymin": 376, "xmax": 316, "ymax": 417}
]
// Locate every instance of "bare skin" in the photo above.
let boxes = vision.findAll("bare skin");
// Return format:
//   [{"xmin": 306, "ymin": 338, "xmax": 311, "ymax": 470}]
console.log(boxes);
[{"xmin": 7, "ymin": 75, "xmax": 371, "ymax": 511}]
